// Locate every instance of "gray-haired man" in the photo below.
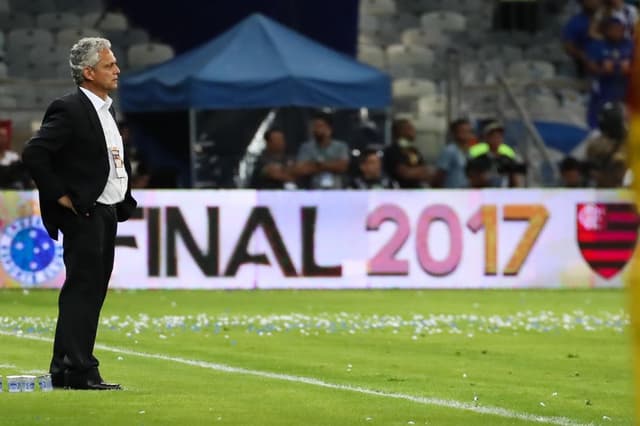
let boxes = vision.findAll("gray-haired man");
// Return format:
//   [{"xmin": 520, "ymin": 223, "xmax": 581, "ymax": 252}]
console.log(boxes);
[{"xmin": 22, "ymin": 38, "xmax": 137, "ymax": 390}]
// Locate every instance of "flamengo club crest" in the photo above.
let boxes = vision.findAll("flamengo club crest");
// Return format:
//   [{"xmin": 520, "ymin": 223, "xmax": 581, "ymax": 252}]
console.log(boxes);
[
  {"xmin": 0, "ymin": 216, "xmax": 63, "ymax": 286},
  {"xmin": 577, "ymin": 203, "xmax": 639, "ymax": 279}
]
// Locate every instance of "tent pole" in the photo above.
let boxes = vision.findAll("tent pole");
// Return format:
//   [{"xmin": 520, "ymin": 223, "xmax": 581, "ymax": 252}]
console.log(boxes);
[{"xmin": 188, "ymin": 108, "xmax": 197, "ymax": 188}]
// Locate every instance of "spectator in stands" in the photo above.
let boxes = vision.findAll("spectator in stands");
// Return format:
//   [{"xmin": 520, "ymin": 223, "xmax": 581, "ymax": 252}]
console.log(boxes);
[
  {"xmin": 583, "ymin": 102, "xmax": 628, "ymax": 187},
  {"xmin": 563, "ymin": 0, "xmax": 602, "ymax": 77},
  {"xmin": 0, "ymin": 123, "xmax": 30, "ymax": 189},
  {"xmin": 384, "ymin": 118, "xmax": 433, "ymax": 188},
  {"xmin": 590, "ymin": 0, "xmax": 638, "ymax": 39},
  {"xmin": 469, "ymin": 121, "xmax": 525, "ymax": 187},
  {"xmin": 465, "ymin": 155, "xmax": 494, "ymax": 189},
  {"xmin": 558, "ymin": 156, "xmax": 587, "ymax": 187},
  {"xmin": 350, "ymin": 149, "xmax": 398, "ymax": 189},
  {"xmin": 432, "ymin": 118, "xmax": 475, "ymax": 188},
  {"xmin": 251, "ymin": 128, "xmax": 297, "ymax": 189},
  {"xmin": 294, "ymin": 113, "xmax": 349, "ymax": 189},
  {"xmin": 585, "ymin": 16, "xmax": 634, "ymax": 128},
  {"xmin": 119, "ymin": 121, "xmax": 150, "ymax": 189}
]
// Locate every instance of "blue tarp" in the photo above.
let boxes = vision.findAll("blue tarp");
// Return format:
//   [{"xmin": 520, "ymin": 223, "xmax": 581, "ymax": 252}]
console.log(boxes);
[{"xmin": 119, "ymin": 13, "xmax": 391, "ymax": 112}]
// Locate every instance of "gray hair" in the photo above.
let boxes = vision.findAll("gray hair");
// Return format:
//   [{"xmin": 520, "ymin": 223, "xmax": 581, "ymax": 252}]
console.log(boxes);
[{"xmin": 69, "ymin": 37, "xmax": 111, "ymax": 85}]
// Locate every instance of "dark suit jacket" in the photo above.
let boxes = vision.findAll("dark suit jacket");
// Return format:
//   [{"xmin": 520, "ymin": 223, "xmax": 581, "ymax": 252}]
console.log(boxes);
[{"xmin": 22, "ymin": 88, "xmax": 137, "ymax": 240}]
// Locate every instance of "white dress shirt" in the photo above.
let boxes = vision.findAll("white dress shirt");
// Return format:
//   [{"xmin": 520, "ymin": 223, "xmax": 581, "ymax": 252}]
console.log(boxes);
[{"xmin": 79, "ymin": 87, "xmax": 128, "ymax": 205}]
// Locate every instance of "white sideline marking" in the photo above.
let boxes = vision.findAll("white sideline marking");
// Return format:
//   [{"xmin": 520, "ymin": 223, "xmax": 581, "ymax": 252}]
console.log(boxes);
[{"xmin": 0, "ymin": 330, "xmax": 592, "ymax": 426}]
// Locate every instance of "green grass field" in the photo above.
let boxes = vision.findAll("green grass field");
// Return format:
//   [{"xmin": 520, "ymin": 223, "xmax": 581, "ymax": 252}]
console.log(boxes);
[{"xmin": 0, "ymin": 289, "xmax": 633, "ymax": 426}]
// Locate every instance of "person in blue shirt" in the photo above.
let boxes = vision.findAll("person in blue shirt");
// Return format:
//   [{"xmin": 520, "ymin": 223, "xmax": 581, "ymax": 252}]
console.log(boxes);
[
  {"xmin": 563, "ymin": 0, "xmax": 602, "ymax": 77},
  {"xmin": 432, "ymin": 118, "xmax": 475, "ymax": 188},
  {"xmin": 585, "ymin": 16, "xmax": 634, "ymax": 128}
]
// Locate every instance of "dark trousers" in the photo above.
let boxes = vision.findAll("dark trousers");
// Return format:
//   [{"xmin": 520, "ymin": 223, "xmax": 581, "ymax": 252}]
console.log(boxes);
[{"xmin": 49, "ymin": 204, "xmax": 117, "ymax": 381}]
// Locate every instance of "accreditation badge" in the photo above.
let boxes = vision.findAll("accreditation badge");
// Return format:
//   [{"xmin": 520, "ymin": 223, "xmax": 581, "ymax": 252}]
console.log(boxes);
[{"xmin": 110, "ymin": 146, "xmax": 126, "ymax": 178}]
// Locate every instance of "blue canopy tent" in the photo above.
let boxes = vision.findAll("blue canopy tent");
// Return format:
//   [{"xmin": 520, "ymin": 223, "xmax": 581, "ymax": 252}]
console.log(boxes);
[
  {"xmin": 119, "ymin": 13, "xmax": 391, "ymax": 187},
  {"xmin": 119, "ymin": 13, "xmax": 391, "ymax": 110}
]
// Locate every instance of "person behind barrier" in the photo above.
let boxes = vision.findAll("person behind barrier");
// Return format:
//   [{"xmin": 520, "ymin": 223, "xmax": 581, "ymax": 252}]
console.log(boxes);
[
  {"xmin": 585, "ymin": 16, "xmax": 634, "ymax": 128},
  {"xmin": 251, "ymin": 128, "xmax": 296, "ymax": 190},
  {"xmin": 350, "ymin": 149, "xmax": 398, "ymax": 190},
  {"xmin": 432, "ymin": 118, "xmax": 474, "ymax": 188},
  {"xmin": 384, "ymin": 118, "xmax": 433, "ymax": 188},
  {"xmin": 294, "ymin": 113, "xmax": 349, "ymax": 189},
  {"xmin": 558, "ymin": 156, "xmax": 587, "ymax": 187},
  {"xmin": 465, "ymin": 154, "xmax": 494, "ymax": 189},
  {"xmin": 563, "ymin": 0, "xmax": 602, "ymax": 78},
  {"xmin": 468, "ymin": 121, "xmax": 525, "ymax": 187}
]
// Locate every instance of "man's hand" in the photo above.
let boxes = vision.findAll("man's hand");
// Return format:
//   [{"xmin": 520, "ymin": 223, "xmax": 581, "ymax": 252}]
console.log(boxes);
[{"xmin": 58, "ymin": 194, "xmax": 78, "ymax": 215}]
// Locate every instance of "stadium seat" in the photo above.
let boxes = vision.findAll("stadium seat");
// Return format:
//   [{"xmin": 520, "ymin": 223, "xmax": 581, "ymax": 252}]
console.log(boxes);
[
  {"xmin": 420, "ymin": 11, "xmax": 467, "ymax": 33},
  {"xmin": 57, "ymin": 28, "xmax": 103, "ymax": 47},
  {"xmin": 29, "ymin": 45, "xmax": 68, "ymax": 65},
  {"xmin": 8, "ymin": 29, "xmax": 54, "ymax": 50},
  {"xmin": 97, "ymin": 12, "xmax": 128, "ymax": 31},
  {"xmin": 128, "ymin": 43, "xmax": 175, "ymax": 70},
  {"xmin": 389, "ymin": 64, "xmax": 417, "ymax": 80},
  {"xmin": 392, "ymin": 78, "xmax": 437, "ymax": 99},
  {"xmin": 417, "ymin": 93, "xmax": 447, "ymax": 117},
  {"xmin": 9, "ymin": 0, "xmax": 56, "ymax": 14},
  {"xmin": 357, "ymin": 45, "xmax": 386, "ymax": 69},
  {"xmin": 0, "ymin": 12, "xmax": 35, "ymax": 30},
  {"xmin": 386, "ymin": 44, "xmax": 435, "ymax": 67},
  {"xmin": 359, "ymin": 14, "xmax": 379, "ymax": 33},
  {"xmin": 36, "ymin": 12, "xmax": 82, "ymax": 30},
  {"xmin": 0, "ymin": 96, "xmax": 17, "ymax": 109},
  {"xmin": 477, "ymin": 44, "xmax": 523, "ymax": 63},
  {"xmin": 104, "ymin": 28, "xmax": 150, "ymax": 49},
  {"xmin": 525, "ymin": 43, "xmax": 568, "ymax": 65},
  {"xmin": 460, "ymin": 61, "xmax": 499, "ymax": 85},
  {"xmin": 507, "ymin": 60, "xmax": 555, "ymax": 81},
  {"xmin": 401, "ymin": 28, "xmax": 451, "ymax": 48},
  {"xmin": 360, "ymin": 0, "xmax": 397, "ymax": 16},
  {"xmin": 0, "ymin": 61, "xmax": 7, "ymax": 78},
  {"xmin": 56, "ymin": 0, "xmax": 104, "ymax": 14}
]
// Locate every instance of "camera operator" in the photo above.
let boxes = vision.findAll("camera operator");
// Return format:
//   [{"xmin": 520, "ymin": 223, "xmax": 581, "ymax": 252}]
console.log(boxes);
[{"xmin": 468, "ymin": 121, "xmax": 527, "ymax": 187}]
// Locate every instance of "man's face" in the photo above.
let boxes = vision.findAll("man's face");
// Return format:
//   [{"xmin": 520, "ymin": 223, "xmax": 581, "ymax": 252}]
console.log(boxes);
[
  {"xmin": 266, "ymin": 131, "xmax": 286, "ymax": 154},
  {"xmin": 360, "ymin": 154, "xmax": 382, "ymax": 179},
  {"xmin": 454, "ymin": 123, "xmax": 474, "ymax": 145},
  {"xmin": 561, "ymin": 169, "xmax": 583, "ymax": 187},
  {"xmin": 312, "ymin": 119, "xmax": 332, "ymax": 142},
  {"xmin": 84, "ymin": 48, "xmax": 120, "ymax": 93},
  {"xmin": 399, "ymin": 121, "xmax": 416, "ymax": 141},
  {"xmin": 583, "ymin": 0, "xmax": 602, "ymax": 11},
  {"xmin": 486, "ymin": 129, "xmax": 504, "ymax": 150}
]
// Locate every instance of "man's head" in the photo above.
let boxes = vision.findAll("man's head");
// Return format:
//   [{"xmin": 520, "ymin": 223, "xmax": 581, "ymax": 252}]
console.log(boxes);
[
  {"xmin": 311, "ymin": 113, "xmax": 333, "ymax": 144},
  {"xmin": 483, "ymin": 121, "xmax": 505, "ymax": 152},
  {"xmin": 604, "ymin": 0, "xmax": 623, "ymax": 8},
  {"xmin": 359, "ymin": 149, "xmax": 383, "ymax": 180},
  {"xmin": 602, "ymin": 16, "xmax": 626, "ymax": 42},
  {"xmin": 70, "ymin": 37, "xmax": 119, "ymax": 98},
  {"xmin": 392, "ymin": 118, "xmax": 416, "ymax": 143},
  {"xmin": 582, "ymin": 0, "xmax": 601, "ymax": 13},
  {"xmin": 559, "ymin": 156, "xmax": 584, "ymax": 187},
  {"xmin": 449, "ymin": 118, "xmax": 475, "ymax": 147},
  {"xmin": 264, "ymin": 128, "xmax": 286, "ymax": 155},
  {"xmin": 465, "ymin": 154, "xmax": 492, "ymax": 188}
]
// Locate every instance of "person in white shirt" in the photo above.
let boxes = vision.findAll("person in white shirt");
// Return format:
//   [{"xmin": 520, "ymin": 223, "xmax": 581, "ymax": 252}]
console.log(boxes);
[{"xmin": 23, "ymin": 37, "xmax": 136, "ymax": 391}]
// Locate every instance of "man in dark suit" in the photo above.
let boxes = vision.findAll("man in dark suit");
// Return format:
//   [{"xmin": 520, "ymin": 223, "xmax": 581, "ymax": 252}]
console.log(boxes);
[{"xmin": 22, "ymin": 38, "xmax": 136, "ymax": 390}]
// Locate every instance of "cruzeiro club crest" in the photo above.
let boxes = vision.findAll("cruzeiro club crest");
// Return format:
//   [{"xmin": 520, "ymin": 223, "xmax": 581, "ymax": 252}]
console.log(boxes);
[
  {"xmin": 0, "ymin": 216, "xmax": 63, "ymax": 286},
  {"xmin": 577, "ymin": 203, "xmax": 639, "ymax": 279}
]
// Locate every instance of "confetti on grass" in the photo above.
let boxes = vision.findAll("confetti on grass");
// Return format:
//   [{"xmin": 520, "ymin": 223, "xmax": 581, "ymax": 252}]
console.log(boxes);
[{"xmin": 0, "ymin": 310, "xmax": 628, "ymax": 340}]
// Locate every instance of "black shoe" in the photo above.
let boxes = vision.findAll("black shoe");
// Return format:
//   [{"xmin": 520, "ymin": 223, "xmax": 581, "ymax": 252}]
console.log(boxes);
[
  {"xmin": 51, "ymin": 372, "xmax": 65, "ymax": 389},
  {"xmin": 64, "ymin": 370, "xmax": 122, "ymax": 390}
]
